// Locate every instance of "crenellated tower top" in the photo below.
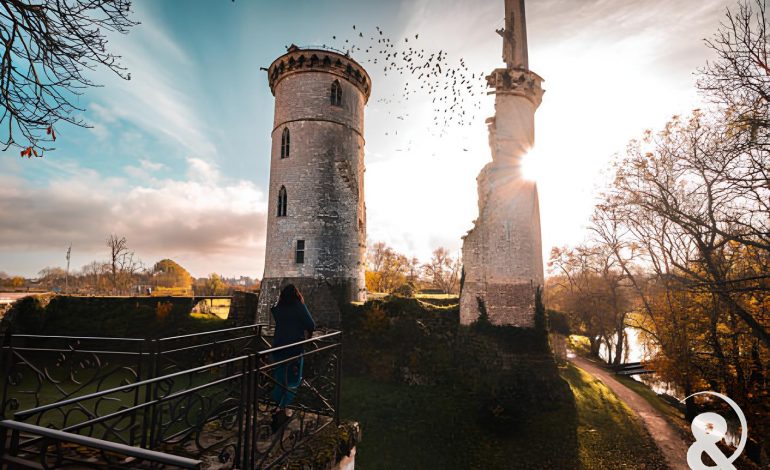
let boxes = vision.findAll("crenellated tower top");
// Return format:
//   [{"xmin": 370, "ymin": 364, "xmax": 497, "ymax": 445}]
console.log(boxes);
[{"xmin": 267, "ymin": 44, "xmax": 372, "ymax": 102}]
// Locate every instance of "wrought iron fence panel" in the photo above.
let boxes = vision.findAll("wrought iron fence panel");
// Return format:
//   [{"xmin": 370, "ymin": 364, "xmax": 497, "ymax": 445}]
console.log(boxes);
[
  {"xmin": 0, "ymin": 334, "xmax": 147, "ymax": 425},
  {"xmin": 240, "ymin": 331, "xmax": 342, "ymax": 469},
  {"xmin": 1, "ymin": 327, "xmax": 341, "ymax": 469},
  {"xmin": 155, "ymin": 325, "xmax": 265, "ymax": 376}
]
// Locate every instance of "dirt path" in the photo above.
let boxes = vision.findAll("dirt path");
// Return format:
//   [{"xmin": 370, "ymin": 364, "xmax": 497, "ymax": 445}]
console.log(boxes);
[{"xmin": 571, "ymin": 356, "xmax": 690, "ymax": 470}]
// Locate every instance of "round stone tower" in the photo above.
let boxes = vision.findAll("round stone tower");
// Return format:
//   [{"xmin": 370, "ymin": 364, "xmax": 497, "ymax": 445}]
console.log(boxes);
[{"xmin": 257, "ymin": 45, "xmax": 371, "ymax": 326}]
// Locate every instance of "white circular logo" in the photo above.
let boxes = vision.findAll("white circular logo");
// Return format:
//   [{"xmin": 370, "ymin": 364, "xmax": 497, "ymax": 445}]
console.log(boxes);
[{"xmin": 681, "ymin": 391, "xmax": 748, "ymax": 470}]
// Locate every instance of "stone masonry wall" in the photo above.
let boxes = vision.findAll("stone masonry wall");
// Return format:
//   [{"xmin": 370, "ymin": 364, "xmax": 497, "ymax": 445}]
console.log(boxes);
[
  {"xmin": 259, "ymin": 49, "xmax": 369, "ymax": 324},
  {"xmin": 460, "ymin": 88, "xmax": 543, "ymax": 327}
]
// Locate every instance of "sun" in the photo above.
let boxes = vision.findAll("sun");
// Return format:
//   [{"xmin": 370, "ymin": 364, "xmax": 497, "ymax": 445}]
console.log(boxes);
[{"xmin": 520, "ymin": 148, "xmax": 545, "ymax": 182}]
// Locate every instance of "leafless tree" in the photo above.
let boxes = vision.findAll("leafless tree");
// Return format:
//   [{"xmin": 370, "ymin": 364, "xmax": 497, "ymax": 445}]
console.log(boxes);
[
  {"xmin": 106, "ymin": 233, "xmax": 140, "ymax": 293},
  {"xmin": 700, "ymin": 0, "xmax": 770, "ymax": 123},
  {"xmin": 422, "ymin": 247, "xmax": 460, "ymax": 294},
  {"xmin": 610, "ymin": 113, "xmax": 770, "ymax": 348},
  {"xmin": 0, "ymin": 0, "xmax": 137, "ymax": 154}
]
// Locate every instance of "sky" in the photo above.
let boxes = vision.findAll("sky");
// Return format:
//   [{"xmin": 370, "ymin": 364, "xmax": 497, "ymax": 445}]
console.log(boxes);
[{"xmin": 0, "ymin": 0, "xmax": 730, "ymax": 279}]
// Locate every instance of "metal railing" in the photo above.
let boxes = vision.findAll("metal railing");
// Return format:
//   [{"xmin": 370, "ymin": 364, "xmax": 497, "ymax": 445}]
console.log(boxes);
[
  {"xmin": 0, "ymin": 420, "xmax": 201, "ymax": 469},
  {"xmin": 0, "ymin": 327, "xmax": 342, "ymax": 469},
  {"xmin": 1, "ymin": 324, "xmax": 265, "ymax": 421}
]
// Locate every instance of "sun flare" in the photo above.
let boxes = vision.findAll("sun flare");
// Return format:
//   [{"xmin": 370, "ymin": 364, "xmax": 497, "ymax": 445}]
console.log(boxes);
[{"xmin": 520, "ymin": 148, "xmax": 545, "ymax": 182}]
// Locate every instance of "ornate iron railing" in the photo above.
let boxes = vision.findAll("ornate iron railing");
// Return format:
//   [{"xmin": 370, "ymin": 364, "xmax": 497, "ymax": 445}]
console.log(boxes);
[
  {"xmin": 0, "ymin": 327, "xmax": 342, "ymax": 469},
  {"xmin": 0, "ymin": 325, "xmax": 265, "ymax": 423}
]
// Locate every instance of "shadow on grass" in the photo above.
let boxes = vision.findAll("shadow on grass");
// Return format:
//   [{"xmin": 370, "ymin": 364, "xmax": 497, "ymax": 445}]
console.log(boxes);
[{"xmin": 341, "ymin": 375, "xmax": 579, "ymax": 470}]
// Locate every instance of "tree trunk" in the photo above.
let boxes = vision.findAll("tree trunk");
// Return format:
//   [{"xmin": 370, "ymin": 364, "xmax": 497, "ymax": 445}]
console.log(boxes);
[
  {"xmin": 613, "ymin": 324, "xmax": 624, "ymax": 366},
  {"xmin": 589, "ymin": 335, "xmax": 601, "ymax": 358}
]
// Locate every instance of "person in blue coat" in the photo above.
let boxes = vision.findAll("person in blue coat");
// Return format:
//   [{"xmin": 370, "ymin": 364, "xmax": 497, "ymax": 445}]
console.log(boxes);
[{"xmin": 270, "ymin": 284, "xmax": 315, "ymax": 431}]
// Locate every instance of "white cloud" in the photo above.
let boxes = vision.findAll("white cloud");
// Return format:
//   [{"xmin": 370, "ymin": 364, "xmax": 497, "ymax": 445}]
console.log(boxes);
[
  {"xmin": 90, "ymin": 6, "xmax": 219, "ymax": 161},
  {"xmin": 358, "ymin": 0, "xmax": 728, "ymax": 265},
  {"xmin": 0, "ymin": 159, "xmax": 268, "ymax": 278}
]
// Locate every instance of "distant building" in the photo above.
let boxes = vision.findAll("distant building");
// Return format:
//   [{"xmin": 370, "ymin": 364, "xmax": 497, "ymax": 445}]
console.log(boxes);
[
  {"xmin": 460, "ymin": 0, "xmax": 545, "ymax": 327},
  {"xmin": 257, "ymin": 45, "xmax": 371, "ymax": 326}
]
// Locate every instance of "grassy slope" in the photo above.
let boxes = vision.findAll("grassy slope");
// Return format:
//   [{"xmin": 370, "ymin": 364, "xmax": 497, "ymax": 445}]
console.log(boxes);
[
  {"xmin": 613, "ymin": 374, "xmax": 688, "ymax": 428},
  {"xmin": 562, "ymin": 364, "xmax": 668, "ymax": 469},
  {"xmin": 342, "ymin": 365, "xmax": 668, "ymax": 469}
]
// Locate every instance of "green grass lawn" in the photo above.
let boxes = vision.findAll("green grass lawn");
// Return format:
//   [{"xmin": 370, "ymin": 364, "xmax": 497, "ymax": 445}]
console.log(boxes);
[
  {"xmin": 341, "ymin": 376, "xmax": 579, "ymax": 469},
  {"xmin": 562, "ymin": 365, "xmax": 668, "ymax": 469},
  {"xmin": 342, "ymin": 366, "xmax": 669, "ymax": 469}
]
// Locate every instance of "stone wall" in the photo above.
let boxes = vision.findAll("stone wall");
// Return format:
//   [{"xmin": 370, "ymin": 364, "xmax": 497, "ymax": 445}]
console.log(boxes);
[
  {"xmin": 257, "ymin": 277, "xmax": 352, "ymax": 327},
  {"xmin": 228, "ymin": 291, "xmax": 259, "ymax": 326},
  {"xmin": 460, "ymin": 74, "xmax": 544, "ymax": 327},
  {"xmin": 260, "ymin": 48, "xmax": 369, "ymax": 324}
]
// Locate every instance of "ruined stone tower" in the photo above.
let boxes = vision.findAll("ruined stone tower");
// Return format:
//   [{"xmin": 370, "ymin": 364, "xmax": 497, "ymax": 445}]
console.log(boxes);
[
  {"xmin": 258, "ymin": 45, "xmax": 371, "ymax": 326},
  {"xmin": 460, "ymin": 0, "xmax": 544, "ymax": 326}
]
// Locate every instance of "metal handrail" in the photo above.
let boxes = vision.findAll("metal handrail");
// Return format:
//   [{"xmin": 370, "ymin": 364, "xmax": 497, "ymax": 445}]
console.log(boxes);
[
  {"xmin": 159, "ymin": 333, "xmax": 261, "ymax": 356},
  {"xmin": 9, "ymin": 334, "xmax": 146, "ymax": 341},
  {"xmin": 14, "ymin": 330, "xmax": 341, "ymax": 420},
  {"xmin": 159, "ymin": 323, "xmax": 265, "ymax": 342},
  {"xmin": 258, "ymin": 331, "xmax": 341, "ymax": 356},
  {"xmin": 3, "ymin": 346, "xmax": 143, "ymax": 355},
  {"xmin": 0, "ymin": 420, "xmax": 201, "ymax": 468}
]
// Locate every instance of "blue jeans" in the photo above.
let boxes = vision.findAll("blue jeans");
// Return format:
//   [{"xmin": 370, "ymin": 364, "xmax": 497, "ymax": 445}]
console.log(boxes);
[{"xmin": 271, "ymin": 356, "xmax": 304, "ymax": 408}]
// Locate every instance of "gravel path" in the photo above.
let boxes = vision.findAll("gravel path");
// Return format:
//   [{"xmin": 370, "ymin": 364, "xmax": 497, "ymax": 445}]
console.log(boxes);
[{"xmin": 571, "ymin": 355, "xmax": 690, "ymax": 470}]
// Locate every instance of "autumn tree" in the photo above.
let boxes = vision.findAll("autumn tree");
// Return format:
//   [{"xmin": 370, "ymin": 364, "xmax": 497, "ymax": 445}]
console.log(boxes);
[
  {"xmin": 152, "ymin": 259, "xmax": 193, "ymax": 290},
  {"xmin": 0, "ymin": 0, "xmax": 137, "ymax": 154},
  {"xmin": 610, "ymin": 112, "xmax": 770, "ymax": 348},
  {"xmin": 37, "ymin": 266, "xmax": 66, "ymax": 290},
  {"xmin": 422, "ymin": 247, "xmax": 461, "ymax": 295},
  {"xmin": 9, "ymin": 276, "xmax": 25, "ymax": 289},
  {"xmin": 80, "ymin": 260, "xmax": 109, "ymax": 293},
  {"xmin": 197, "ymin": 273, "xmax": 229, "ymax": 296},
  {"xmin": 547, "ymin": 244, "xmax": 632, "ymax": 362},
  {"xmin": 366, "ymin": 242, "xmax": 410, "ymax": 293}
]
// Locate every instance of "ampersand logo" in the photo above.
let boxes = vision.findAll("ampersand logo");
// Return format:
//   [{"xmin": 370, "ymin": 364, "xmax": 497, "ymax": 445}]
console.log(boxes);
[{"xmin": 681, "ymin": 391, "xmax": 748, "ymax": 470}]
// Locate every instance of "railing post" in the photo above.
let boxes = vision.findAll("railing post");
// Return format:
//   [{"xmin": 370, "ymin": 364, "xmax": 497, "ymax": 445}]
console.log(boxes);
[
  {"xmin": 0, "ymin": 330, "xmax": 13, "ymax": 420},
  {"xmin": 9, "ymin": 428, "xmax": 19, "ymax": 459},
  {"xmin": 0, "ymin": 422, "xmax": 7, "ymax": 460},
  {"xmin": 139, "ymin": 338, "xmax": 154, "ymax": 449},
  {"xmin": 335, "ymin": 342, "xmax": 342, "ymax": 426},
  {"xmin": 251, "ymin": 354, "xmax": 260, "ymax": 467},
  {"xmin": 141, "ymin": 338, "xmax": 161, "ymax": 450},
  {"xmin": 148, "ymin": 339, "xmax": 161, "ymax": 448},
  {"xmin": 234, "ymin": 355, "xmax": 247, "ymax": 469}
]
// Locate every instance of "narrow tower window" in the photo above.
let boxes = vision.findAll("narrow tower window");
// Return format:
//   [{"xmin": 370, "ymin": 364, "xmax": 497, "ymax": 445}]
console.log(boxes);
[
  {"xmin": 277, "ymin": 186, "xmax": 287, "ymax": 217},
  {"xmin": 296, "ymin": 240, "xmax": 305, "ymax": 264},
  {"xmin": 330, "ymin": 80, "xmax": 342, "ymax": 107},
  {"xmin": 280, "ymin": 128, "xmax": 290, "ymax": 158}
]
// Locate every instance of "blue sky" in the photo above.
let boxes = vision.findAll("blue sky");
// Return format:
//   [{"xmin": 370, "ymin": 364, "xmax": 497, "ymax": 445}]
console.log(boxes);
[{"xmin": 0, "ymin": 0, "xmax": 730, "ymax": 278}]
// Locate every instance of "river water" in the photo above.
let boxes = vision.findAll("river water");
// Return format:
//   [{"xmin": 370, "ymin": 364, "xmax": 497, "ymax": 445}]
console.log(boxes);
[{"xmin": 597, "ymin": 327, "xmax": 743, "ymax": 447}]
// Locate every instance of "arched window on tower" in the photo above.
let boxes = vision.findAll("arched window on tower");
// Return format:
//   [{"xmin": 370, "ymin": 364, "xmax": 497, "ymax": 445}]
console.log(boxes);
[
  {"xmin": 330, "ymin": 80, "xmax": 342, "ymax": 107},
  {"xmin": 280, "ymin": 128, "xmax": 290, "ymax": 159},
  {"xmin": 277, "ymin": 186, "xmax": 287, "ymax": 217}
]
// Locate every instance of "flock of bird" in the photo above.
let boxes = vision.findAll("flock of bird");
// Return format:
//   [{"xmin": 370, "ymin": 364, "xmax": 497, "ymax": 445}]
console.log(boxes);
[{"xmin": 309, "ymin": 24, "xmax": 490, "ymax": 137}]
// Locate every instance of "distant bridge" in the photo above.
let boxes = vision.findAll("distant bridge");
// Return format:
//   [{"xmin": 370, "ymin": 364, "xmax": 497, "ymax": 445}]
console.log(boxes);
[{"xmin": 611, "ymin": 362, "xmax": 655, "ymax": 376}]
